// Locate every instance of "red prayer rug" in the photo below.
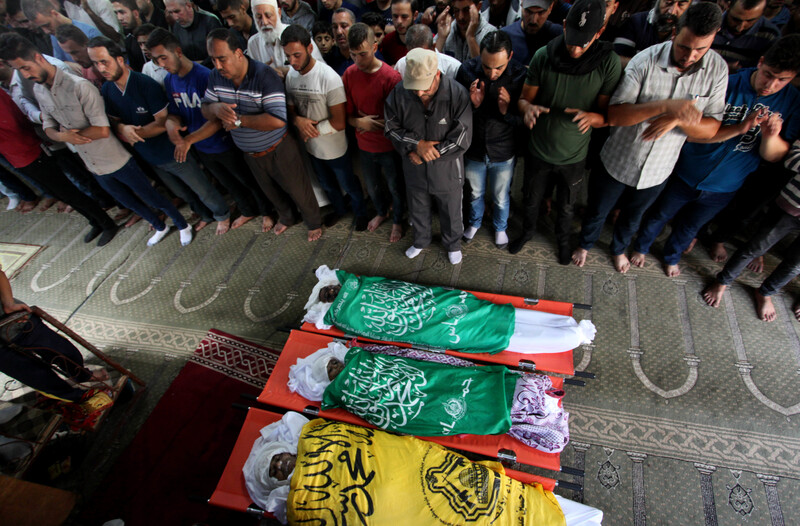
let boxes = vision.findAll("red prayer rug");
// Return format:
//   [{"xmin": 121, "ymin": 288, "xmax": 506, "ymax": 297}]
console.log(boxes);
[{"xmin": 79, "ymin": 329, "xmax": 280, "ymax": 526}]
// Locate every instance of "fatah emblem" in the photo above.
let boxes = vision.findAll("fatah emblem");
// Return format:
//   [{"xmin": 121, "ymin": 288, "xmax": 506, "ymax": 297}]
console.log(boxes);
[{"xmin": 580, "ymin": 12, "xmax": 587, "ymax": 26}]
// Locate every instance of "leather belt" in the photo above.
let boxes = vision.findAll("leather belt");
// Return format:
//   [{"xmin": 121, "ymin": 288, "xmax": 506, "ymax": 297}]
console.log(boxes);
[{"xmin": 247, "ymin": 132, "xmax": 287, "ymax": 158}]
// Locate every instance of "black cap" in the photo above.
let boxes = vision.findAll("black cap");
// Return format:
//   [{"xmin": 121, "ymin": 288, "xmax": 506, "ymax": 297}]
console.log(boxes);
[{"xmin": 564, "ymin": 0, "xmax": 606, "ymax": 47}]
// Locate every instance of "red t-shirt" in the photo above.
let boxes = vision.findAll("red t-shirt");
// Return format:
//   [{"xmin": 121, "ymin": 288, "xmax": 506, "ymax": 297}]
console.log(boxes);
[
  {"xmin": 0, "ymin": 88, "xmax": 42, "ymax": 169},
  {"xmin": 380, "ymin": 30, "xmax": 408, "ymax": 66},
  {"xmin": 343, "ymin": 62, "xmax": 402, "ymax": 153}
]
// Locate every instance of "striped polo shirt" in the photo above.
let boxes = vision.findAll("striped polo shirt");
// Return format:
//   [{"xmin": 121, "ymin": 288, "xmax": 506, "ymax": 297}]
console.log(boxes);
[{"xmin": 204, "ymin": 57, "xmax": 287, "ymax": 153}]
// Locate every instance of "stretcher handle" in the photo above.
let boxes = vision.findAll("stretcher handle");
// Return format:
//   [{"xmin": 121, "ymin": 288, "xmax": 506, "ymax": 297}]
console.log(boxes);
[
  {"xmin": 31, "ymin": 306, "xmax": 146, "ymax": 387},
  {"xmin": 556, "ymin": 480, "xmax": 583, "ymax": 492},
  {"xmin": 560, "ymin": 466, "xmax": 585, "ymax": 477},
  {"xmin": 564, "ymin": 378, "xmax": 585, "ymax": 387},
  {"xmin": 574, "ymin": 370, "xmax": 596, "ymax": 379}
]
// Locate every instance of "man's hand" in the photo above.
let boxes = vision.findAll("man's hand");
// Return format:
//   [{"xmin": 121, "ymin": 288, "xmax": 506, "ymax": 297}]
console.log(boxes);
[
  {"xmin": 740, "ymin": 107, "xmax": 769, "ymax": 133},
  {"xmin": 59, "ymin": 128, "xmax": 92, "ymax": 145},
  {"xmin": 3, "ymin": 301, "xmax": 31, "ymax": 315},
  {"xmin": 166, "ymin": 123, "xmax": 187, "ymax": 146},
  {"xmin": 174, "ymin": 139, "xmax": 193, "ymax": 163},
  {"xmin": 469, "ymin": 79, "xmax": 485, "ymax": 108},
  {"xmin": 436, "ymin": 7, "xmax": 452, "ymax": 40},
  {"xmin": 497, "ymin": 87, "xmax": 511, "ymax": 115},
  {"xmin": 421, "ymin": 5, "xmax": 437, "ymax": 26},
  {"xmin": 523, "ymin": 104, "xmax": 549, "ymax": 129},
  {"xmin": 416, "ymin": 140, "xmax": 440, "ymax": 162},
  {"xmin": 408, "ymin": 151, "xmax": 424, "ymax": 165},
  {"xmin": 119, "ymin": 124, "xmax": 145, "ymax": 144},
  {"xmin": 466, "ymin": 4, "xmax": 480, "ymax": 36},
  {"xmin": 642, "ymin": 114, "xmax": 678, "ymax": 141},
  {"xmin": 664, "ymin": 98, "xmax": 702, "ymax": 126},
  {"xmin": 355, "ymin": 111, "xmax": 385, "ymax": 133},
  {"xmin": 761, "ymin": 112, "xmax": 783, "ymax": 138},
  {"xmin": 294, "ymin": 115, "xmax": 320, "ymax": 142},
  {"xmin": 565, "ymin": 108, "xmax": 603, "ymax": 134},
  {"xmin": 211, "ymin": 102, "xmax": 239, "ymax": 126}
]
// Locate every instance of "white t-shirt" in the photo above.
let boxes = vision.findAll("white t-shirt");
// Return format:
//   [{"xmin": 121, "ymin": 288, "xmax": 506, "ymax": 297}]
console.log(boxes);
[
  {"xmin": 285, "ymin": 60, "xmax": 347, "ymax": 160},
  {"xmin": 64, "ymin": 0, "xmax": 122, "ymax": 35}
]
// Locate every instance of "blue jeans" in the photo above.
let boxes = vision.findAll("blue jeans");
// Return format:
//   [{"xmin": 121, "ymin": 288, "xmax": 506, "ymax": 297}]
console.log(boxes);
[
  {"xmin": 717, "ymin": 205, "xmax": 800, "ymax": 297},
  {"xmin": 465, "ymin": 155, "xmax": 514, "ymax": 232},
  {"xmin": 633, "ymin": 176, "xmax": 737, "ymax": 265},
  {"xmin": 0, "ymin": 163, "xmax": 36, "ymax": 201},
  {"xmin": 309, "ymin": 152, "xmax": 367, "ymax": 218},
  {"xmin": 360, "ymin": 150, "xmax": 405, "ymax": 224},
  {"xmin": 579, "ymin": 164, "xmax": 668, "ymax": 255},
  {"xmin": 154, "ymin": 156, "xmax": 229, "ymax": 223},
  {"xmin": 95, "ymin": 157, "xmax": 188, "ymax": 231}
]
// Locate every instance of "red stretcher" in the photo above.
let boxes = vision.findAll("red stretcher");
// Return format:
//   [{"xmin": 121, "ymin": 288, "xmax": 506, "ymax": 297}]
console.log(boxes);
[
  {"xmin": 302, "ymin": 290, "xmax": 581, "ymax": 376},
  {"xmin": 258, "ymin": 330, "xmax": 563, "ymax": 472},
  {"xmin": 209, "ymin": 407, "xmax": 558, "ymax": 517}
]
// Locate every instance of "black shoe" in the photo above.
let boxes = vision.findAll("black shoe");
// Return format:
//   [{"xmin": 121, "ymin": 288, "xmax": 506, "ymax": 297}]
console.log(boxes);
[
  {"xmin": 97, "ymin": 225, "xmax": 118, "ymax": 247},
  {"xmin": 84, "ymin": 225, "xmax": 103, "ymax": 243},
  {"xmin": 558, "ymin": 243, "xmax": 572, "ymax": 265},
  {"xmin": 323, "ymin": 212, "xmax": 341, "ymax": 228},
  {"xmin": 508, "ymin": 235, "xmax": 531, "ymax": 255},
  {"xmin": 354, "ymin": 216, "xmax": 368, "ymax": 232}
]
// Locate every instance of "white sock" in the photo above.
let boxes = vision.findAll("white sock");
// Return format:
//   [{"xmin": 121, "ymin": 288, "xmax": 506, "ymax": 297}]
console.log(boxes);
[
  {"xmin": 179, "ymin": 225, "xmax": 193, "ymax": 246},
  {"xmin": 495, "ymin": 231, "xmax": 508, "ymax": 245},
  {"xmin": 147, "ymin": 226, "xmax": 171, "ymax": 246},
  {"xmin": 463, "ymin": 226, "xmax": 478, "ymax": 240},
  {"xmin": 6, "ymin": 197, "xmax": 20, "ymax": 211},
  {"xmin": 448, "ymin": 250, "xmax": 462, "ymax": 265},
  {"xmin": 405, "ymin": 246, "xmax": 422, "ymax": 259}
]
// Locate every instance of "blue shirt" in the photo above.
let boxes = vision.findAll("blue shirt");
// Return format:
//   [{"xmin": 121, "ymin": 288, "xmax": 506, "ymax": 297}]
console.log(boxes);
[
  {"xmin": 101, "ymin": 72, "xmax": 175, "ymax": 166},
  {"xmin": 51, "ymin": 21, "xmax": 101, "ymax": 63},
  {"xmin": 164, "ymin": 63, "xmax": 231, "ymax": 155},
  {"xmin": 501, "ymin": 20, "xmax": 561, "ymax": 68},
  {"xmin": 676, "ymin": 68, "xmax": 800, "ymax": 193},
  {"xmin": 203, "ymin": 57, "xmax": 287, "ymax": 153}
]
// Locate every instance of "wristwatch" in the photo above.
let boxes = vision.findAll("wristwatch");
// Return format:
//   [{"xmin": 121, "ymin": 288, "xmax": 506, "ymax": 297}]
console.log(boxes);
[{"xmin": 234, "ymin": 118, "xmax": 242, "ymax": 128}]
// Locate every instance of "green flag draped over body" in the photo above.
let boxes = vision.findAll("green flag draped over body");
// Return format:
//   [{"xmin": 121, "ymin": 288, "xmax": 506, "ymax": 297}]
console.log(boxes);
[
  {"xmin": 322, "ymin": 348, "xmax": 518, "ymax": 436},
  {"xmin": 324, "ymin": 270, "xmax": 516, "ymax": 352}
]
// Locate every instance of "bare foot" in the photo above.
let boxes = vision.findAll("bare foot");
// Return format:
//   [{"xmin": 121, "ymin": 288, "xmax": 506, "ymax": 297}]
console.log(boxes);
[
  {"xmin": 18, "ymin": 200, "xmax": 38, "ymax": 214},
  {"xmin": 683, "ymin": 238, "xmax": 697, "ymax": 254},
  {"xmin": 215, "ymin": 218, "xmax": 231, "ymax": 235},
  {"xmin": 273, "ymin": 222, "xmax": 288, "ymax": 235},
  {"xmin": 389, "ymin": 223, "xmax": 403, "ymax": 243},
  {"xmin": 630, "ymin": 252, "xmax": 647, "ymax": 267},
  {"xmin": 572, "ymin": 247, "xmax": 588, "ymax": 267},
  {"xmin": 746, "ymin": 256, "xmax": 764, "ymax": 273},
  {"xmin": 124, "ymin": 214, "xmax": 142, "ymax": 228},
  {"xmin": 710, "ymin": 242, "xmax": 728, "ymax": 263},
  {"xmin": 56, "ymin": 201, "xmax": 68, "ymax": 213},
  {"xmin": 261, "ymin": 216, "xmax": 275, "ymax": 233},
  {"xmin": 113, "ymin": 208, "xmax": 132, "ymax": 222},
  {"xmin": 613, "ymin": 254, "xmax": 630, "ymax": 273},
  {"xmin": 232, "ymin": 215, "xmax": 254, "ymax": 229},
  {"xmin": 307, "ymin": 227, "xmax": 322, "ymax": 241},
  {"xmin": 368, "ymin": 213, "xmax": 388, "ymax": 232},
  {"xmin": 702, "ymin": 282, "xmax": 726, "ymax": 307},
  {"xmin": 754, "ymin": 290, "xmax": 776, "ymax": 322},
  {"xmin": 793, "ymin": 300, "xmax": 800, "ymax": 322},
  {"xmin": 664, "ymin": 264, "xmax": 681, "ymax": 277},
  {"xmin": 194, "ymin": 220, "xmax": 210, "ymax": 232},
  {"xmin": 39, "ymin": 197, "xmax": 57, "ymax": 211}
]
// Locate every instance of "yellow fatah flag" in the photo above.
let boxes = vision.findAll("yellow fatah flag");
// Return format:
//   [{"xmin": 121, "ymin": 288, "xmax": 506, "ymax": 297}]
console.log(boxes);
[{"xmin": 288, "ymin": 419, "xmax": 566, "ymax": 526}]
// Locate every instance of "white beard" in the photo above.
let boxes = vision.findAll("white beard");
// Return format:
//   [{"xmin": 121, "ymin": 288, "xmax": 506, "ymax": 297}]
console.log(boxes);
[{"xmin": 261, "ymin": 27, "xmax": 278, "ymax": 44}]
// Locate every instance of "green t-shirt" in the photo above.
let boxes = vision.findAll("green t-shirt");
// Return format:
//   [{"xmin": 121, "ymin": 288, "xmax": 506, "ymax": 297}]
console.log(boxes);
[
  {"xmin": 525, "ymin": 46, "xmax": 622, "ymax": 165},
  {"xmin": 322, "ymin": 348, "xmax": 518, "ymax": 436},
  {"xmin": 323, "ymin": 270, "xmax": 515, "ymax": 352}
]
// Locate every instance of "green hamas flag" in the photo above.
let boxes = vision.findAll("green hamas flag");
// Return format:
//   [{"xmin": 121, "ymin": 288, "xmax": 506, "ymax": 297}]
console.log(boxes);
[
  {"xmin": 324, "ymin": 270, "xmax": 515, "ymax": 352},
  {"xmin": 322, "ymin": 348, "xmax": 517, "ymax": 436}
]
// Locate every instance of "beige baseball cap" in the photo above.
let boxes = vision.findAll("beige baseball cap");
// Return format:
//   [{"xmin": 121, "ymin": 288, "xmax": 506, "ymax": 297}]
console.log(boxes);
[{"xmin": 403, "ymin": 48, "xmax": 438, "ymax": 90}]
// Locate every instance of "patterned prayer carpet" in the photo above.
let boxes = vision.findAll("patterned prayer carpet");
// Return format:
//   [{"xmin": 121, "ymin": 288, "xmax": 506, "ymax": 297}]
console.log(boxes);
[
  {"xmin": 0, "ymin": 241, "xmax": 43, "ymax": 278},
  {"xmin": 2, "ymin": 195, "xmax": 799, "ymax": 525},
  {"xmin": 76, "ymin": 329, "xmax": 279, "ymax": 526}
]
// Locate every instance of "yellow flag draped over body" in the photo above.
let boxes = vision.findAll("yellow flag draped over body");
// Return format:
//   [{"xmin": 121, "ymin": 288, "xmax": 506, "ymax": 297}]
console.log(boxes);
[{"xmin": 287, "ymin": 419, "xmax": 566, "ymax": 526}]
